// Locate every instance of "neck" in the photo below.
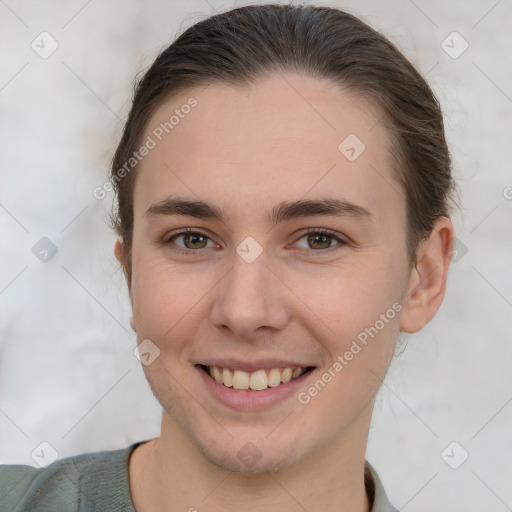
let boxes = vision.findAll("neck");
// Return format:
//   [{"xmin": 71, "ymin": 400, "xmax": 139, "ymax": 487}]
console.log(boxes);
[{"xmin": 129, "ymin": 411, "xmax": 372, "ymax": 512}]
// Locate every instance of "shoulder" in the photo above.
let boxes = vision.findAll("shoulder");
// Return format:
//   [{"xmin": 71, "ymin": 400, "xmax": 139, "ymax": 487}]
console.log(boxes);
[{"xmin": 0, "ymin": 441, "xmax": 145, "ymax": 512}]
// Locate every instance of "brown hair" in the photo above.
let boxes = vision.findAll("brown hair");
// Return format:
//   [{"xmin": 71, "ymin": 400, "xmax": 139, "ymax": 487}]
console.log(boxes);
[{"xmin": 109, "ymin": 3, "xmax": 456, "ymax": 276}]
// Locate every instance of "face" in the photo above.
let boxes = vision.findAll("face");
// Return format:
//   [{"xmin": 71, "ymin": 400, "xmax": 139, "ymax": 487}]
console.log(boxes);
[{"xmin": 120, "ymin": 72, "xmax": 415, "ymax": 473}]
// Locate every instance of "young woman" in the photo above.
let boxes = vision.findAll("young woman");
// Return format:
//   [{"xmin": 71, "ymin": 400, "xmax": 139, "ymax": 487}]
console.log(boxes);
[{"xmin": 0, "ymin": 4, "xmax": 455, "ymax": 511}]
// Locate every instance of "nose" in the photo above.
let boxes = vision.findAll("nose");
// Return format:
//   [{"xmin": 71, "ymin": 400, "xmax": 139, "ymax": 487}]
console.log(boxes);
[{"xmin": 209, "ymin": 249, "xmax": 290, "ymax": 340}]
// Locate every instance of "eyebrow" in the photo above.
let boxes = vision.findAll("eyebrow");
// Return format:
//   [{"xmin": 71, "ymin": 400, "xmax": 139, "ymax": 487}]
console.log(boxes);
[{"xmin": 144, "ymin": 196, "xmax": 372, "ymax": 226}]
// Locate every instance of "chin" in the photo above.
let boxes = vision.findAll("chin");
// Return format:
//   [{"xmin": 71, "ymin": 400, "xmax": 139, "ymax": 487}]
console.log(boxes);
[
  {"xmin": 176, "ymin": 411, "xmax": 307, "ymax": 475},
  {"xmin": 196, "ymin": 419, "xmax": 310, "ymax": 474},
  {"xmin": 196, "ymin": 440, "xmax": 301, "ymax": 474}
]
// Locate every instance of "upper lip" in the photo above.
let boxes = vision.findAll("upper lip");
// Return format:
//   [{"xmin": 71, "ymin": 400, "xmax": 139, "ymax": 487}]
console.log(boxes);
[{"xmin": 196, "ymin": 358, "xmax": 315, "ymax": 372}]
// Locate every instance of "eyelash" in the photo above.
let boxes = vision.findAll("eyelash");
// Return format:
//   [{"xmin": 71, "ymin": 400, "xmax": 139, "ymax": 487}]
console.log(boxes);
[{"xmin": 162, "ymin": 228, "xmax": 347, "ymax": 256}]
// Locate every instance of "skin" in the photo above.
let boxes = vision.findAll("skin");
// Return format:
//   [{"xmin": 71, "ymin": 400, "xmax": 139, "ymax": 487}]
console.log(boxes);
[{"xmin": 114, "ymin": 71, "xmax": 454, "ymax": 512}]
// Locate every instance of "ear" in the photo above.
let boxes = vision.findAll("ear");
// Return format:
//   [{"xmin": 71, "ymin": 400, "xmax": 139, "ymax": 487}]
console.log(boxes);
[
  {"xmin": 114, "ymin": 237, "xmax": 132, "ymax": 297},
  {"xmin": 115, "ymin": 238, "xmax": 137, "ymax": 332},
  {"xmin": 400, "ymin": 216, "xmax": 454, "ymax": 333}
]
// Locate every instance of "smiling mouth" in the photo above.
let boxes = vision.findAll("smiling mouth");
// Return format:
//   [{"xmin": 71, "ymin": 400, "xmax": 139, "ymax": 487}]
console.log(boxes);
[{"xmin": 198, "ymin": 364, "xmax": 315, "ymax": 391}]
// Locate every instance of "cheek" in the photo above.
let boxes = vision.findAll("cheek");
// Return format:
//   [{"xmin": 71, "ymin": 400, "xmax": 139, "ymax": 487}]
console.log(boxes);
[
  {"xmin": 131, "ymin": 256, "xmax": 217, "ymax": 347},
  {"xmin": 294, "ymin": 270, "xmax": 403, "ymax": 423},
  {"xmin": 291, "ymin": 258, "xmax": 405, "ymax": 340}
]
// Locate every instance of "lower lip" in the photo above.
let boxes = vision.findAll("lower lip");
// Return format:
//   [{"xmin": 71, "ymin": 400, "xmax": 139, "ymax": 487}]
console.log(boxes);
[{"xmin": 196, "ymin": 366, "xmax": 314, "ymax": 411}]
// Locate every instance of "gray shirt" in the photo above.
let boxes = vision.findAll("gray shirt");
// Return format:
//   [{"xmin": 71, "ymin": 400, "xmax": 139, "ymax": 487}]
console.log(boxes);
[{"xmin": 0, "ymin": 441, "xmax": 398, "ymax": 511}]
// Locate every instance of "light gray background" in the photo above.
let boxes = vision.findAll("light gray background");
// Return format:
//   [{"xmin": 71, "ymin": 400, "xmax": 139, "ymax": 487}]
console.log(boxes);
[{"xmin": 1, "ymin": 1, "xmax": 511, "ymax": 510}]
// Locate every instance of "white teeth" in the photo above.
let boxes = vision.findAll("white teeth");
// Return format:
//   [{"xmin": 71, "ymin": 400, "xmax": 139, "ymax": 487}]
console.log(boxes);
[
  {"xmin": 205, "ymin": 365, "xmax": 309, "ymax": 391},
  {"xmin": 281, "ymin": 367, "xmax": 292, "ymax": 384},
  {"xmin": 292, "ymin": 368, "xmax": 303, "ymax": 379},
  {"xmin": 232, "ymin": 370, "xmax": 249, "ymax": 390},
  {"xmin": 268, "ymin": 368, "xmax": 281, "ymax": 387},
  {"xmin": 249, "ymin": 370, "xmax": 268, "ymax": 391},
  {"xmin": 222, "ymin": 368, "xmax": 233, "ymax": 387},
  {"xmin": 213, "ymin": 366, "xmax": 223, "ymax": 384}
]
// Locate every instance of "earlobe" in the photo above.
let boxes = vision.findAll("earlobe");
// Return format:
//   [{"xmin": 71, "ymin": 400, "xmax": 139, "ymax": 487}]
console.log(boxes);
[
  {"xmin": 114, "ymin": 237, "xmax": 124, "ymax": 265},
  {"xmin": 400, "ymin": 217, "xmax": 454, "ymax": 333}
]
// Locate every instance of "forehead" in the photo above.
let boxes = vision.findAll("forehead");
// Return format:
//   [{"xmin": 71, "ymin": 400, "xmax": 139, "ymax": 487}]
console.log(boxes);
[{"xmin": 133, "ymin": 72, "xmax": 402, "ymax": 227}]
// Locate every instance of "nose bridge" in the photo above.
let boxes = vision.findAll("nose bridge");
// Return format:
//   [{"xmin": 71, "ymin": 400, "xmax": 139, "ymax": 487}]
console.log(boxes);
[{"xmin": 209, "ymin": 245, "xmax": 289, "ymax": 337}]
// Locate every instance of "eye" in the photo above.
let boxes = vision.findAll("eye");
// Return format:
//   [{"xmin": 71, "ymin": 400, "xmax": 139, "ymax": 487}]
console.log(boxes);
[
  {"xmin": 163, "ymin": 228, "xmax": 347, "ymax": 256},
  {"xmin": 293, "ymin": 229, "xmax": 347, "ymax": 254},
  {"xmin": 163, "ymin": 229, "xmax": 217, "ymax": 255}
]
